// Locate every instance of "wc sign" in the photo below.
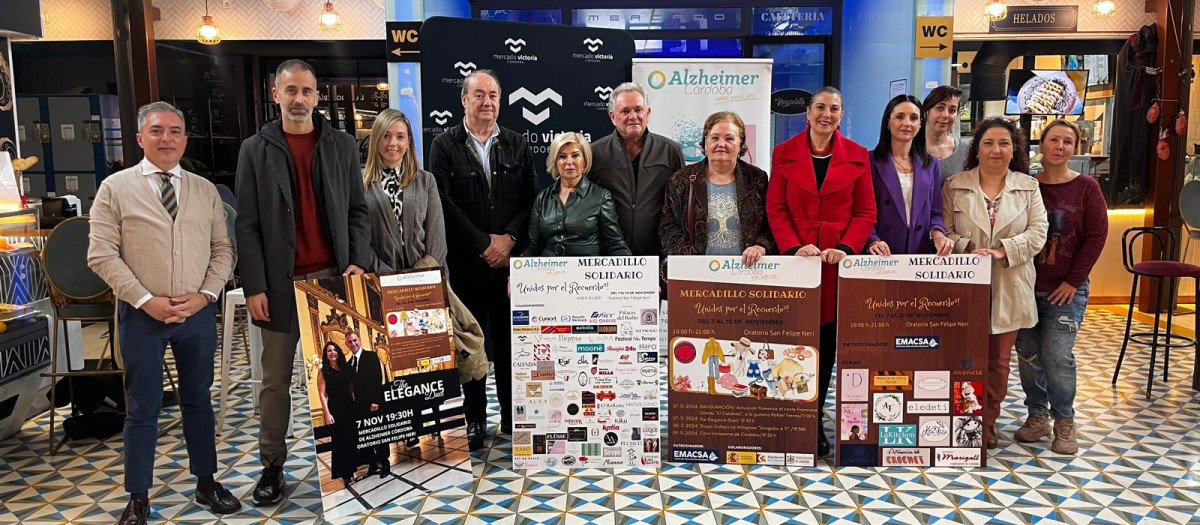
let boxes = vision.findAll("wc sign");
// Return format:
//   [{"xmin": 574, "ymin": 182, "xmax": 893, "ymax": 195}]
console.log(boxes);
[
  {"xmin": 387, "ymin": 21, "xmax": 421, "ymax": 62},
  {"xmin": 915, "ymin": 16, "xmax": 952, "ymax": 59}
]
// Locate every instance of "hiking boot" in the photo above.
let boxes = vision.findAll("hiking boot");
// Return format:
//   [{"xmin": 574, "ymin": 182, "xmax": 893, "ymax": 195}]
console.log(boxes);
[
  {"xmin": 1014, "ymin": 413, "xmax": 1052, "ymax": 443},
  {"xmin": 1051, "ymin": 418, "xmax": 1079, "ymax": 455}
]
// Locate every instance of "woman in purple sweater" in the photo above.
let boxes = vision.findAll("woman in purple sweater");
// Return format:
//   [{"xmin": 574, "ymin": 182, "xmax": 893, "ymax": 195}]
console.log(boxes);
[{"xmin": 1014, "ymin": 120, "xmax": 1108, "ymax": 455}]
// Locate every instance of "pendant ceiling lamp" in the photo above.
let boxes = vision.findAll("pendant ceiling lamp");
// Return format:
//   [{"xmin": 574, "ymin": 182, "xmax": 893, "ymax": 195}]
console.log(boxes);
[
  {"xmin": 984, "ymin": 1, "xmax": 1008, "ymax": 22},
  {"xmin": 196, "ymin": 0, "xmax": 221, "ymax": 45},
  {"xmin": 1092, "ymin": 0, "xmax": 1116, "ymax": 17},
  {"xmin": 319, "ymin": 2, "xmax": 342, "ymax": 31}
]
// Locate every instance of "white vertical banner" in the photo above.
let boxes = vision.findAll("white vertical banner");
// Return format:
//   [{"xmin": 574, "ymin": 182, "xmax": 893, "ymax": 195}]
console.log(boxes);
[
  {"xmin": 509, "ymin": 257, "xmax": 662, "ymax": 469},
  {"xmin": 632, "ymin": 58, "xmax": 773, "ymax": 168}
]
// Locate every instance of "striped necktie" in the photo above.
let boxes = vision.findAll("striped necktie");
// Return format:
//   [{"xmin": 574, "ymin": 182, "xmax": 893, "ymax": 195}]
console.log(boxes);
[{"xmin": 158, "ymin": 171, "xmax": 178, "ymax": 220}]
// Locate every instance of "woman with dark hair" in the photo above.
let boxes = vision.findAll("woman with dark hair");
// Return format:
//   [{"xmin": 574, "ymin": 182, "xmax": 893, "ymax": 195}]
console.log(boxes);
[
  {"xmin": 317, "ymin": 341, "xmax": 356, "ymax": 488},
  {"xmin": 660, "ymin": 111, "xmax": 774, "ymax": 264},
  {"xmin": 1014, "ymin": 120, "xmax": 1107, "ymax": 455},
  {"xmin": 866, "ymin": 94, "xmax": 952, "ymax": 256},
  {"xmin": 942, "ymin": 117, "xmax": 1048, "ymax": 449},
  {"xmin": 766, "ymin": 86, "xmax": 876, "ymax": 457},
  {"xmin": 923, "ymin": 86, "xmax": 970, "ymax": 184}
]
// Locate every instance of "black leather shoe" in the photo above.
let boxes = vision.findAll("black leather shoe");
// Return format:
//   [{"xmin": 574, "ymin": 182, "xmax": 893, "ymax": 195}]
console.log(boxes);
[
  {"xmin": 378, "ymin": 461, "xmax": 390, "ymax": 478},
  {"xmin": 252, "ymin": 466, "xmax": 285, "ymax": 506},
  {"xmin": 195, "ymin": 480, "xmax": 242, "ymax": 514},
  {"xmin": 500, "ymin": 420, "xmax": 512, "ymax": 435},
  {"xmin": 467, "ymin": 421, "xmax": 485, "ymax": 451},
  {"xmin": 118, "ymin": 496, "xmax": 150, "ymax": 525},
  {"xmin": 817, "ymin": 430, "xmax": 831, "ymax": 458}
]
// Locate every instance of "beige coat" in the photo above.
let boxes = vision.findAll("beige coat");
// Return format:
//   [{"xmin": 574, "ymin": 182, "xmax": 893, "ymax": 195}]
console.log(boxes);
[
  {"xmin": 413, "ymin": 255, "xmax": 488, "ymax": 383},
  {"xmin": 943, "ymin": 168, "xmax": 1048, "ymax": 334}
]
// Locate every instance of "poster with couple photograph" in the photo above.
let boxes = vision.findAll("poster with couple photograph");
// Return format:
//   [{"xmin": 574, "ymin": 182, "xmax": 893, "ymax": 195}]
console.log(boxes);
[{"xmin": 294, "ymin": 269, "xmax": 472, "ymax": 518}]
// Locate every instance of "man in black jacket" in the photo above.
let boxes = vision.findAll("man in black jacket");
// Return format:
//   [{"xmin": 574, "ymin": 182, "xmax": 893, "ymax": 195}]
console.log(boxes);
[
  {"xmin": 588, "ymin": 82, "xmax": 685, "ymax": 257},
  {"xmin": 428, "ymin": 69, "xmax": 537, "ymax": 450},
  {"xmin": 235, "ymin": 59, "xmax": 372, "ymax": 505},
  {"xmin": 345, "ymin": 331, "xmax": 389, "ymax": 476}
]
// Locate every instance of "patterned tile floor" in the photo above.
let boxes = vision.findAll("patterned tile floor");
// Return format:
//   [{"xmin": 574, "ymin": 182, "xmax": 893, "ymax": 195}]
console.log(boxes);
[{"xmin": 1, "ymin": 308, "xmax": 1199, "ymax": 524}]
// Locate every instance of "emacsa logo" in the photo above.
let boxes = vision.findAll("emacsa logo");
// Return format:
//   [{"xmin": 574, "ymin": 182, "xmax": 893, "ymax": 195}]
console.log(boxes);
[
  {"xmin": 895, "ymin": 336, "xmax": 940, "ymax": 350},
  {"xmin": 672, "ymin": 448, "xmax": 719, "ymax": 463}
]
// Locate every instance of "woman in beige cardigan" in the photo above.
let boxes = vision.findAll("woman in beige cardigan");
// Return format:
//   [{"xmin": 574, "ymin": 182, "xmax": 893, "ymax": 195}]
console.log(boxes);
[{"xmin": 943, "ymin": 117, "xmax": 1048, "ymax": 449}]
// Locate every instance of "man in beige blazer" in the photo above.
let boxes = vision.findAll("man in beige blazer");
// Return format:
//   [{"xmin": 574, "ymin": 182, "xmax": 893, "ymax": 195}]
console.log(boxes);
[{"xmin": 87, "ymin": 101, "xmax": 239, "ymax": 525}]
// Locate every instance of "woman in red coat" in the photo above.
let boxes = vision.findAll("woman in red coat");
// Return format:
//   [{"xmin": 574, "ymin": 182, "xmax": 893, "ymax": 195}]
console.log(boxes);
[{"xmin": 766, "ymin": 86, "xmax": 877, "ymax": 457}]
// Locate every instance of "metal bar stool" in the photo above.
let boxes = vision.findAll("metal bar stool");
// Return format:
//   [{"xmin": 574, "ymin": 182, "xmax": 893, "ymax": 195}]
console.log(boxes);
[{"xmin": 1112, "ymin": 227, "xmax": 1200, "ymax": 398}]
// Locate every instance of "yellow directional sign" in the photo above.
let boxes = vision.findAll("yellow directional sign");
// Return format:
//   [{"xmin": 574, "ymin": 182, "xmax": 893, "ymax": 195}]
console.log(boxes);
[{"xmin": 915, "ymin": 16, "xmax": 953, "ymax": 59}]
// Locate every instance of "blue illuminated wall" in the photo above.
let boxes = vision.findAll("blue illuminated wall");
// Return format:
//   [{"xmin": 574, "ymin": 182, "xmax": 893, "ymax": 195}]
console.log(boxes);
[
  {"xmin": 839, "ymin": 0, "xmax": 916, "ymax": 149},
  {"xmin": 385, "ymin": 0, "xmax": 470, "ymax": 165}
]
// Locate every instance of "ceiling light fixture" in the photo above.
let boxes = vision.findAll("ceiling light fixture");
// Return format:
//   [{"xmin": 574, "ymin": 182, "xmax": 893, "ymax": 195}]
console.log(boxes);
[
  {"xmin": 984, "ymin": 1, "xmax": 1008, "ymax": 22},
  {"xmin": 1091, "ymin": 0, "xmax": 1116, "ymax": 17},
  {"xmin": 376, "ymin": 82, "xmax": 390, "ymax": 90},
  {"xmin": 319, "ymin": 2, "xmax": 341, "ymax": 31},
  {"xmin": 197, "ymin": 0, "xmax": 221, "ymax": 45}
]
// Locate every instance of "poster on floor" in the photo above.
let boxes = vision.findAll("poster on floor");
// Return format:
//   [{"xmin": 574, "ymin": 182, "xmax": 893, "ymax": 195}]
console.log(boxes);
[
  {"xmin": 509, "ymin": 256, "xmax": 661, "ymax": 469},
  {"xmin": 293, "ymin": 270, "xmax": 472, "ymax": 518},
  {"xmin": 835, "ymin": 255, "xmax": 991, "ymax": 468},
  {"xmin": 631, "ymin": 58, "xmax": 773, "ymax": 167},
  {"xmin": 667, "ymin": 256, "xmax": 822, "ymax": 467}
]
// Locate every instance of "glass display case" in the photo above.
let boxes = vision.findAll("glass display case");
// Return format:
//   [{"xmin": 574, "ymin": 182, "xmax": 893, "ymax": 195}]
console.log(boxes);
[{"xmin": 0, "ymin": 206, "xmax": 52, "ymax": 440}]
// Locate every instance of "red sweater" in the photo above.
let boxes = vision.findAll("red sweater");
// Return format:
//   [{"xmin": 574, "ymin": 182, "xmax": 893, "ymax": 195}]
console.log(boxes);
[
  {"xmin": 1034, "ymin": 175, "xmax": 1108, "ymax": 292},
  {"xmin": 285, "ymin": 130, "xmax": 335, "ymax": 275}
]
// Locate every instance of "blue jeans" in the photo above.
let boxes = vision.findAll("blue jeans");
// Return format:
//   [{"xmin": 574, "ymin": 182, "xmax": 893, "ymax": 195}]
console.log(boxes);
[
  {"xmin": 1015, "ymin": 280, "xmax": 1089, "ymax": 420},
  {"xmin": 119, "ymin": 300, "xmax": 218, "ymax": 493}
]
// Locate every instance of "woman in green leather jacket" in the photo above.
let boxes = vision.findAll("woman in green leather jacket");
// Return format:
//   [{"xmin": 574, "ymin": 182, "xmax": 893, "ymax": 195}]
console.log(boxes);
[{"xmin": 523, "ymin": 132, "xmax": 632, "ymax": 257}]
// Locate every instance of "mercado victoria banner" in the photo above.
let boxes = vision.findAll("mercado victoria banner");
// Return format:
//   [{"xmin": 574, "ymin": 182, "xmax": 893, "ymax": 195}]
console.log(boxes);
[
  {"xmin": 835, "ymin": 255, "xmax": 991, "ymax": 468},
  {"xmin": 632, "ymin": 58, "xmax": 773, "ymax": 167},
  {"xmin": 667, "ymin": 256, "xmax": 821, "ymax": 467},
  {"xmin": 419, "ymin": 17, "xmax": 634, "ymax": 187},
  {"xmin": 509, "ymin": 257, "xmax": 661, "ymax": 469},
  {"xmin": 294, "ymin": 270, "xmax": 471, "ymax": 518}
]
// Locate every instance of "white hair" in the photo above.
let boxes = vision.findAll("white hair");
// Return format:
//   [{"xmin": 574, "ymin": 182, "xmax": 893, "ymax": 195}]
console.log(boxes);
[{"xmin": 607, "ymin": 82, "xmax": 648, "ymax": 113}]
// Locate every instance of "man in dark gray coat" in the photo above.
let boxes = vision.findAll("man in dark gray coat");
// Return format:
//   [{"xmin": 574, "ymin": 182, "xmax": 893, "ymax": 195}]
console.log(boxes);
[
  {"xmin": 235, "ymin": 59, "xmax": 371, "ymax": 505},
  {"xmin": 588, "ymin": 82, "xmax": 685, "ymax": 257}
]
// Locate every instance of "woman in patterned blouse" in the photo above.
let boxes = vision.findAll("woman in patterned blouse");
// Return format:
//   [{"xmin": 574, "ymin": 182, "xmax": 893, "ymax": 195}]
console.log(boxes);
[{"xmin": 363, "ymin": 109, "xmax": 447, "ymax": 272}]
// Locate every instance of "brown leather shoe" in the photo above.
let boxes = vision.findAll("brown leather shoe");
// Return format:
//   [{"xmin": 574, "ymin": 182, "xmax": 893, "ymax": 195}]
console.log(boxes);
[
  {"xmin": 986, "ymin": 423, "xmax": 998, "ymax": 449},
  {"xmin": 1051, "ymin": 418, "xmax": 1079, "ymax": 455},
  {"xmin": 1014, "ymin": 413, "xmax": 1052, "ymax": 443}
]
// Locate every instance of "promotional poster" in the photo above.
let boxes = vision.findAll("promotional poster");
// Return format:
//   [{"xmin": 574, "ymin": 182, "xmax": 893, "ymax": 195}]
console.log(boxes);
[
  {"xmin": 294, "ymin": 270, "xmax": 472, "ymax": 518},
  {"xmin": 667, "ymin": 256, "xmax": 821, "ymax": 467},
  {"xmin": 632, "ymin": 58, "xmax": 773, "ymax": 166},
  {"xmin": 509, "ymin": 256, "xmax": 661, "ymax": 469},
  {"xmin": 419, "ymin": 17, "xmax": 634, "ymax": 187},
  {"xmin": 835, "ymin": 255, "xmax": 991, "ymax": 468}
]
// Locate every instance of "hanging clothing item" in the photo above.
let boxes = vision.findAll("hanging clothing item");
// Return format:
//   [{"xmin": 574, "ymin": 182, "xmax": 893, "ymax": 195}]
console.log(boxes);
[{"xmin": 1108, "ymin": 24, "xmax": 1158, "ymax": 206}]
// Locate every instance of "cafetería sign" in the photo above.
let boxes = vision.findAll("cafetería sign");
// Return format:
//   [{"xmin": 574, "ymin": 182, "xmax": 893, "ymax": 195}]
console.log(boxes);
[{"xmin": 989, "ymin": 6, "xmax": 1078, "ymax": 33}]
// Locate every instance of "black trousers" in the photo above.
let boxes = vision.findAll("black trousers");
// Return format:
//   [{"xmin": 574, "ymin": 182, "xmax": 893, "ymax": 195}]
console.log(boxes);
[
  {"xmin": 455, "ymin": 274, "xmax": 512, "ymax": 427},
  {"xmin": 817, "ymin": 320, "xmax": 837, "ymax": 427}
]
